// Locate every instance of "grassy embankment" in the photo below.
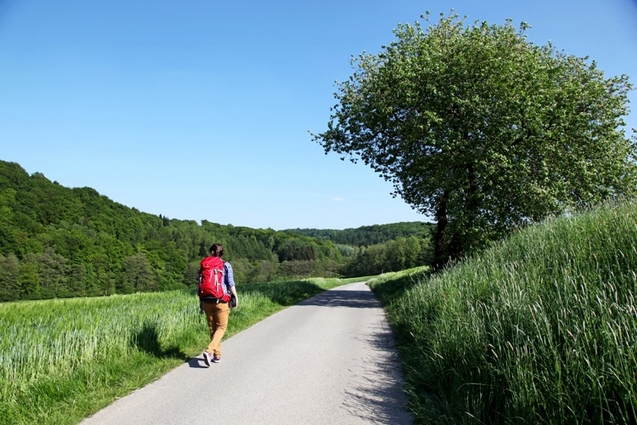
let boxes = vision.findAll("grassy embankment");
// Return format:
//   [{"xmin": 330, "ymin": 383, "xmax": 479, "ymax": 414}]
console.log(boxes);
[
  {"xmin": 0, "ymin": 276, "xmax": 368, "ymax": 425},
  {"xmin": 370, "ymin": 201, "xmax": 637, "ymax": 424}
]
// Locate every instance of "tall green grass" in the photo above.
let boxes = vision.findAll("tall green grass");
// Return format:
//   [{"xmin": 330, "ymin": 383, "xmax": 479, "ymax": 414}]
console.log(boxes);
[
  {"xmin": 0, "ymin": 277, "xmax": 358, "ymax": 425},
  {"xmin": 370, "ymin": 201, "xmax": 637, "ymax": 424}
]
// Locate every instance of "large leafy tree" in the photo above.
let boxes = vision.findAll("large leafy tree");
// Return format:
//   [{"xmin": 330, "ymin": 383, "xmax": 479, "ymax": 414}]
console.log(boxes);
[{"xmin": 314, "ymin": 13, "xmax": 637, "ymax": 267}]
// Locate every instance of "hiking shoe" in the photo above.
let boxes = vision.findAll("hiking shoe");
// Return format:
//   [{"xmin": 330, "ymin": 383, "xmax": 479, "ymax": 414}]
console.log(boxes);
[
  {"xmin": 203, "ymin": 351, "xmax": 212, "ymax": 367},
  {"xmin": 212, "ymin": 356, "xmax": 221, "ymax": 363}
]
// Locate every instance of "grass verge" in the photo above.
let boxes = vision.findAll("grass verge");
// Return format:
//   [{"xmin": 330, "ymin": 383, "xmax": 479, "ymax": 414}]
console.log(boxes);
[
  {"xmin": 0, "ymin": 276, "xmax": 362, "ymax": 424},
  {"xmin": 370, "ymin": 201, "xmax": 637, "ymax": 424}
]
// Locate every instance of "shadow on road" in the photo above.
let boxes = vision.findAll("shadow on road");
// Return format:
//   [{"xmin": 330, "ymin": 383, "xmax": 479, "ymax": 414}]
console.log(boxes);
[
  {"xmin": 297, "ymin": 288, "xmax": 380, "ymax": 309},
  {"xmin": 187, "ymin": 357, "xmax": 208, "ymax": 369},
  {"xmin": 341, "ymin": 324, "xmax": 414, "ymax": 424}
]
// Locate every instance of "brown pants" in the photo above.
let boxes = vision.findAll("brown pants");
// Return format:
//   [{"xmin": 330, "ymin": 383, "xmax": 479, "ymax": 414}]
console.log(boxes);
[{"xmin": 202, "ymin": 301, "xmax": 230, "ymax": 358}]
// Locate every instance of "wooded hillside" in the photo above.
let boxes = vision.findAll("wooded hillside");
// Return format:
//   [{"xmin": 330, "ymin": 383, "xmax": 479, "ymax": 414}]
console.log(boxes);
[
  {"xmin": 284, "ymin": 222, "xmax": 433, "ymax": 246},
  {"xmin": 0, "ymin": 160, "xmax": 431, "ymax": 301}
]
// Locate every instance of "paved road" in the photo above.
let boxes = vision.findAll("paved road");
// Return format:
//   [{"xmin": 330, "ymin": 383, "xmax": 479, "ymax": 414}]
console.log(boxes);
[{"xmin": 81, "ymin": 282, "xmax": 413, "ymax": 424}]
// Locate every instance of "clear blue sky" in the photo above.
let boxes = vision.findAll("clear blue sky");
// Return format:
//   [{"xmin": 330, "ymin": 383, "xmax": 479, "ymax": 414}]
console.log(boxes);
[{"xmin": 1, "ymin": 0, "xmax": 636, "ymax": 230}]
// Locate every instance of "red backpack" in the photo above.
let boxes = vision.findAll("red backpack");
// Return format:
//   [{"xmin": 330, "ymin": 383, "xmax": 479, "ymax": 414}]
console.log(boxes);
[{"xmin": 198, "ymin": 256, "xmax": 230, "ymax": 302}]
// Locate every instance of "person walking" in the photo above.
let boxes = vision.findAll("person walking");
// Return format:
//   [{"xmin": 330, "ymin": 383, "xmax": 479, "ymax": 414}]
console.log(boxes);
[{"xmin": 198, "ymin": 243, "xmax": 238, "ymax": 366}]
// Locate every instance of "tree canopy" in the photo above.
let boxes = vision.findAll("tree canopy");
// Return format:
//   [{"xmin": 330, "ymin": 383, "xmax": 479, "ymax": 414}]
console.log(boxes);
[{"xmin": 314, "ymin": 13, "xmax": 637, "ymax": 267}]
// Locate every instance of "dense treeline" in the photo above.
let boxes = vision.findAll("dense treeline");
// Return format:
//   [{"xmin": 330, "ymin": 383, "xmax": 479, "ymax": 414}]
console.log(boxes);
[
  {"xmin": 284, "ymin": 221, "xmax": 433, "ymax": 246},
  {"xmin": 0, "ymin": 160, "xmax": 432, "ymax": 302}
]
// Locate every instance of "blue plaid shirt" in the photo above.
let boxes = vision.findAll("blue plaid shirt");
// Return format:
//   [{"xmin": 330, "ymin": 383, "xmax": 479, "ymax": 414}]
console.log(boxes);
[{"xmin": 222, "ymin": 262, "xmax": 236, "ymax": 295}]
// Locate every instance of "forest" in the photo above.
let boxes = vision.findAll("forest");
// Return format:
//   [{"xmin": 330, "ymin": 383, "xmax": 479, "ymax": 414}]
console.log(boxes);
[{"xmin": 0, "ymin": 160, "xmax": 432, "ymax": 301}]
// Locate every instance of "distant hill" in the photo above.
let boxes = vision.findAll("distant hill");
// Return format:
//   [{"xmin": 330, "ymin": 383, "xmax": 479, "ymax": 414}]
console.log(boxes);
[
  {"xmin": 284, "ymin": 222, "xmax": 434, "ymax": 246},
  {"xmin": 0, "ymin": 159, "xmax": 432, "ymax": 301}
]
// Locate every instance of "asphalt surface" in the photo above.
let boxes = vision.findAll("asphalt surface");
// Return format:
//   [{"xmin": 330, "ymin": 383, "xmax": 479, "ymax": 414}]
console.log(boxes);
[{"xmin": 81, "ymin": 281, "xmax": 414, "ymax": 424}]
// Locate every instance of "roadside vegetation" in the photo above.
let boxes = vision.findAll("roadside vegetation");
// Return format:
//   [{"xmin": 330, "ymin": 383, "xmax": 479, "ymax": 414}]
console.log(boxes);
[
  {"xmin": 0, "ymin": 276, "xmax": 365, "ymax": 425},
  {"xmin": 370, "ymin": 200, "xmax": 637, "ymax": 423}
]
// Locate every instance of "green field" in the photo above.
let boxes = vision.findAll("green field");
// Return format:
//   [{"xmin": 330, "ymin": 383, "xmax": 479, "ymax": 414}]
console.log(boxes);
[
  {"xmin": 0, "ymin": 277, "xmax": 364, "ymax": 425},
  {"xmin": 370, "ymin": 200, "xmax": 637, "ymax": 424}
]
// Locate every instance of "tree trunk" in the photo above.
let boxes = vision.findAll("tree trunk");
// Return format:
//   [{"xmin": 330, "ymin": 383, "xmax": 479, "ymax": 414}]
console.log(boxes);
[{"xmin": 433, "ymin": 191, "xmax": 449, "ymax": 270}]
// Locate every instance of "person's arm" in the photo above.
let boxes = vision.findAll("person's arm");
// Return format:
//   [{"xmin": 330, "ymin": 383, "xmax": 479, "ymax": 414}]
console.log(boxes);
[
  {"xmin": 229, "ymin": 285, "xmax": 238, "ymax": 308},
  {"xmin": 225, "ymin": 262, "xmax": 238, "ymax": 308},
  {"xmin": 197, "ymin": 267, "xmax": 203, "ymax": 313}
]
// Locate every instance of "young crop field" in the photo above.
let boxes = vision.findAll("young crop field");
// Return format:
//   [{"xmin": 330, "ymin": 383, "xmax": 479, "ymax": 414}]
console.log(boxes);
[{"xmin": 0, "ymin": 291, "xmax": 200, "ymax": 424}]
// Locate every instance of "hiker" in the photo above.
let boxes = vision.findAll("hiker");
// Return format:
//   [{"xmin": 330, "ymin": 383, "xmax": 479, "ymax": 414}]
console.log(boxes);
[{"xmin": 198, "ymin": 243, "xmax": 238, "ymax": 366}]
